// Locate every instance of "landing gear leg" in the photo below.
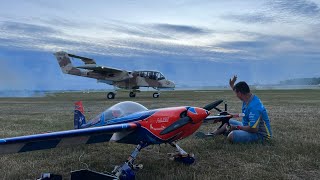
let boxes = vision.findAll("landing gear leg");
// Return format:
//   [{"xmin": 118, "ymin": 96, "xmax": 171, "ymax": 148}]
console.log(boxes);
[
  {"xmin": 112, "ymin": 142, "xmax": 148, "ymax": 180},
  {"xmin": 168, "ymin": 142, "xmax": 195, "ymax": 164},
  {"xmin": 153, "ymin": 91, "xmax": 160, "ymax": 98},
  {"xmin": 129, "ymin": 91, "xmax": 136, "ymax": 98}
]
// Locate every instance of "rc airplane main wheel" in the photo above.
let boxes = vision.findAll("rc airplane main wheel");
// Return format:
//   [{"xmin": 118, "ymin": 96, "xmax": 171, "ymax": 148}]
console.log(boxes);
[
  {"xmin": 107, "ymin": 92, "xmax": 115, "ymax": 99},
  {"xmin": 153, "ymin": 92, "xmax": 159, "ymax": 98},
  {"xmin": 172, "ymin": 154, "xmax": 195, "ymax": 165},
  {"xmin": 129, "ymin": 92, "xmax": 136, "ymax": 98}
]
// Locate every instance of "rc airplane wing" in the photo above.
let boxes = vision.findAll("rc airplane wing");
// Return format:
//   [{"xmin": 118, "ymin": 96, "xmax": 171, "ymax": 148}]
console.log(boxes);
[
  {"xmin": 0, "ymin": 100, "xmax": 152, "ymax": 155},
  {"xmin": 0, "ymin": 122, "xmax": 139, "ymax": 154}
]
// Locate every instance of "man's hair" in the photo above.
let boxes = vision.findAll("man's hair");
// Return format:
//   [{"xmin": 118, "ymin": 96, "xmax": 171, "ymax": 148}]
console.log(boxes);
[{"xmin": 233, "ymin": 81, "xmax": 250, "ymax": 94}]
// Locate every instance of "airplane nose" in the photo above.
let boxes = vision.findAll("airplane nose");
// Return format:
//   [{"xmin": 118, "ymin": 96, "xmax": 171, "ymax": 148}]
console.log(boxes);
[
  {"xmin": 205, "ymin": 110, "xmax": 210, "ymax": 115},
  {"xmin": 159, "ymin": 80, "xmax": 175, "ymax": 89},
  {"xmin": 168, "ymin": 80, "xmax": 175, "ymax": 88},
  {"xmin": 187, "ymin": 107, "xmax": 210, "ymax": 124}
]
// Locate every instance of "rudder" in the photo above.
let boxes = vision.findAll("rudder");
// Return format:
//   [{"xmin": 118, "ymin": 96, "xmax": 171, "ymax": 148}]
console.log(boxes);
[
  {"xmin": 54, "ymin": 51, "xmax": 74, "ymax": 74},
  {"xmin": 74, "ymin": 101, "xmax": 86, "ymax": 129}
]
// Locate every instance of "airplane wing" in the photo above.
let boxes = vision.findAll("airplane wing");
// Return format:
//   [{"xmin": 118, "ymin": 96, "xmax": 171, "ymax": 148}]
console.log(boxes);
[
  {"xmin": 76, "ymin": 65, "xmax": 124, "ymax": 74},
  {"xmin": 0, "ymin": 122, "xmax": 139, "ymax": 154}
]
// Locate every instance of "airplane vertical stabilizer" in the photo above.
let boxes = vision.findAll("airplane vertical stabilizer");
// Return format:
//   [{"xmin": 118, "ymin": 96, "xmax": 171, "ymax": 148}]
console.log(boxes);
[
  {"xmin": 54, "ymin": 51, "xmax": 75, "ymax": 74},
  {"xmin": 74, "ymin": 101, "xmax": 86, "ymax": 129}
]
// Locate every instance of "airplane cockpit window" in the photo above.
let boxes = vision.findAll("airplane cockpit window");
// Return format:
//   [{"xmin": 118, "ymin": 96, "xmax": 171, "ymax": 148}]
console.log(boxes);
[
  {"xmin": 139, "ymin": 72, "xmax": 144, "ymax": 77},
  {"xmin": 156, "ymin": 72, "xmax": 165, "ymax": 80},
  {"xmin": 135, "ymin": 71, "xmax": 166, "ymax": 80},
  {"xmin": 102, "ymin": 101, "xmax": 148, "ymax": 121},
  {"xmin": 149, "ymin": 72, "xmax": 156, "ymax": 80}
]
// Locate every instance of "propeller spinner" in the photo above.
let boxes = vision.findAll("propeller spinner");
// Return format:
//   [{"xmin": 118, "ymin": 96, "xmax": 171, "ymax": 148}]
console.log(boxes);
[{"xmin": 160, "ymin": 100, "xmax": 223, "ymax": 135}]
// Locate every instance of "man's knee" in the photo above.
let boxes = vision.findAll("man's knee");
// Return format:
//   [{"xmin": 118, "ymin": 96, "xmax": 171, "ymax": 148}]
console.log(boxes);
[{"xmin": 227, "ymin": 131, "xmax": 234, "ymax": 142}]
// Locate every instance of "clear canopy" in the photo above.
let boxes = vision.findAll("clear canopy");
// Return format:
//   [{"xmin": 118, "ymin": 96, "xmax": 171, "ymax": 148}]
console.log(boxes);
[{"xmin": 102, "ymin": 101, "xmax": 148, "ymax": 121}]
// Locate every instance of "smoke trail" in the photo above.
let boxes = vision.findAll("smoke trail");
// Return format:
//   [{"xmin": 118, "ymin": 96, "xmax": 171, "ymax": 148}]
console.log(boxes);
[{"xmin": 0, "ymin": 58, "xmax": 37, "ymax": 97}]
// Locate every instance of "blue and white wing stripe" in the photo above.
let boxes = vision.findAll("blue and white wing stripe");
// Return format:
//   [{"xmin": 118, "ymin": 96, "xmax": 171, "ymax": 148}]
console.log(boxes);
[{"xmin": 0, "ymin": 123, "xmax": 139, "ymax": 154}]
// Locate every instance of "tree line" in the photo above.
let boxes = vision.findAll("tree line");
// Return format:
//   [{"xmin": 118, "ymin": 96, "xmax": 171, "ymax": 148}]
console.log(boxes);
[{"xmin": 279, "ymin": 77, "xmax": 320, "ymax": 85}]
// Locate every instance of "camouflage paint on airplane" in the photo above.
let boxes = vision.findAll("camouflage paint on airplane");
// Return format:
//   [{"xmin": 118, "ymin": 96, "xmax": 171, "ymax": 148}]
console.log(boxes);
[{"xmin": 54, "ymin": 51, "xmax": 175, "ymax": 99}]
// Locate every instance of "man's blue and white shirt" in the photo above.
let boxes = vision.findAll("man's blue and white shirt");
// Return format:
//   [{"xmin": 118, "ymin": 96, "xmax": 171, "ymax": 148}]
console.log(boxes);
[{"xmin": 242, "ymin": 95, "xmax": 272, "ymax": 139}]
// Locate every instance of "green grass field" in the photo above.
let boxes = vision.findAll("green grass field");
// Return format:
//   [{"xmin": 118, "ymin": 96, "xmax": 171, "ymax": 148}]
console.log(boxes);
[{"xmin": 0, "ymin": 90, "xmax": 319, "ymax": 179}]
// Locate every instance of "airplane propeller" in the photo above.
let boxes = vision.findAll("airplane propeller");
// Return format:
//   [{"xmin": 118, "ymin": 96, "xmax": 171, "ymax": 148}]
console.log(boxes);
[
  {"xmin": 203, "ymin": 99, "xmax": 223, "ymax": 112},
  {"xmin": 160, "ymin": 100, "xmax": 224, "ymax": 135},
  {"xmin": 160, "ymin": 117, "xmax": 191, "ymax": 135}
]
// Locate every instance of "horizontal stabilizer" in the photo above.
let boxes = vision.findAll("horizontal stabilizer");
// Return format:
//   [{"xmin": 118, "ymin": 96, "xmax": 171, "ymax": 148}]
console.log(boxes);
[{"xmin": 68, "ymin": 53, "xmax": 96, "ymax": 64}]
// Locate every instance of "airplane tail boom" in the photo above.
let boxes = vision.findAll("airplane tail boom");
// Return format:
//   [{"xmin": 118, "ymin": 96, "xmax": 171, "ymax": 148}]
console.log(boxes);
[{"xmin": 74, "ymin": 101, "xmax": 86, "ymax": 129}]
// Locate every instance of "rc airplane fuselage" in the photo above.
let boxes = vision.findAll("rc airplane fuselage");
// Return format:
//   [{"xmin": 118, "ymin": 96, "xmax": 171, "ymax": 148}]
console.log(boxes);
[
  {"xmin": 54, "ymin": 51, "xmax": 175, "ymax": 99},
  {"xmin": 0, "ymin": 100, "xmax": 234, "ymax": 179}
]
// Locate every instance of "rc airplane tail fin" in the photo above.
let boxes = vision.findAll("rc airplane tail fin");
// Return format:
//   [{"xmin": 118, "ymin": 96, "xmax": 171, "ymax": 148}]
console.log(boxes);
[{"xmin": 74, "ymin": 101, "xmax": 86, "ymax": 129}]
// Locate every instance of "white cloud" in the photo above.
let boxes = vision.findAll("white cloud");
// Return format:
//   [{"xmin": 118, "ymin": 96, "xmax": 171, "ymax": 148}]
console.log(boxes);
[{"xmin": 0, "ymin": 0, "xmax": 319, "ymax": 90}]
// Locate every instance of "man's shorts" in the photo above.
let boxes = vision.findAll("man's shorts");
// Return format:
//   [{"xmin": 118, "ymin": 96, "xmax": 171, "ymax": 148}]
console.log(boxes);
[{"xmin": 229, "ymin": 119, "xmax": 264, "ymax": 143}]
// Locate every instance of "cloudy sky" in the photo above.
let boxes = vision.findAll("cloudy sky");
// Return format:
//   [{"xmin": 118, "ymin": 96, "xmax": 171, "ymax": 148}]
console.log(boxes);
[{"xmin": 1, "ymin": 0, "xmax": 320, "ymax": 91}]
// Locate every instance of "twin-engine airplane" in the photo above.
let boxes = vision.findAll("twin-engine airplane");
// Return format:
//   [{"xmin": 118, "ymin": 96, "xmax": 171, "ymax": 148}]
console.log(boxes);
[
  {"xmin": 0, "ymin": 100, "xmax": 238, "ymax": 179},
  {"xmin": 54, "ymin": 51, "xmax": 175, "ymax": 99}
]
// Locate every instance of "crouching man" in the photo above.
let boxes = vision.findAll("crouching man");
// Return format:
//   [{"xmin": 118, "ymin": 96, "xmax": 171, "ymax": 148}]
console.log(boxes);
[{"xmin": 212, "ymin": 75, "xmax": 272, "ymax": 143}]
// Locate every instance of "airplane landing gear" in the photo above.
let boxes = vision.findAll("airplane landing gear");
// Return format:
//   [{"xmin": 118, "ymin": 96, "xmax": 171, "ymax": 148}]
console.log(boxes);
[
  {"xmin": 112, "ymin": 163, "xmax": 135, "ymax": 180},
  {"xmin": 168, "ymin": 142, "xmax": 195, "ymax": 165},
  {"xmin": 112, "ymin": 142, "xmax": 148, "ymax": 180},
  {"xmin": 129, "ymin": 92, "xmax": 136, "ymax": 98},
  {"xmin": 169, "ymin": 153, "xmax": 195, "ymax": 165},
  {"xmin": 107, "ymin": 92, "xmax": 116, "ymax": 99},
  {"xmin": 153, "ymin": 92, "xmax": 160, "ymax": 98}
]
